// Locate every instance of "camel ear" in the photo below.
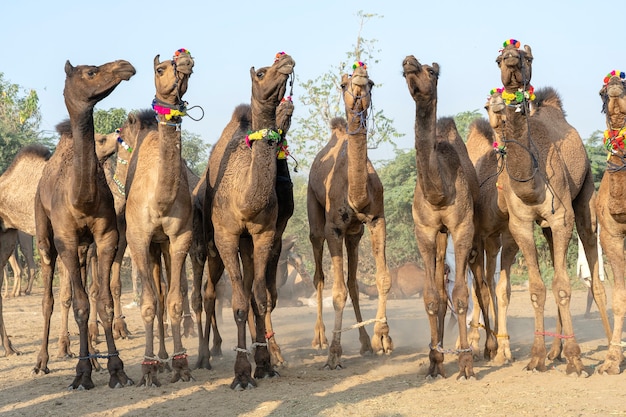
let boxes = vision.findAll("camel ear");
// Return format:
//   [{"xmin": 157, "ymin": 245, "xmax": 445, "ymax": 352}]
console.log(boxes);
[
  {"xmin": 250, "ymin": 66, "xmax": 256, "ymax": 78},
  {"xmin": 65, "ymin": 60, "xmax": 74, "ymax": 76},
  {"xmin": 432, "ymin": 63, "xmax": 440, "ymax": 77},
  {"xmin": 523, "ymin": 44, "xmax": 533, "ymax": 58},
  {"xmin": 153, "ymin": 55, "xmax": 161, "ymax": 69},
  {"xmin": 128, "ymin": 112, "xmax": 137, "ymax": 125}
]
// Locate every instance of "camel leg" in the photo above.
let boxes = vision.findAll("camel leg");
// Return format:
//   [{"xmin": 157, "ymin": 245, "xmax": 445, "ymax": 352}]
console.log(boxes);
[
  {"xmin": 309, "ymin": 198, "xmax": 328, "ymax": 351},
  {"xmin": 0, "ymin": 230, "xmax": 19, "ymax": 356},
  {"xmin": 56, "ymin": 264, "xmax": 74, "ymax": 359},
  {"xmin": 574, "ymin": 178, "xmax": 611, "ymax": 340},
  {"xmin": 597, "ymin": 224, "xmax": 625, "ymax": 375},
  {"xmin": 56, "ymin": 243, "xmax": 96, "ymax": 391},
  {"xmin": 133, "ymin": 241, "xmax": 162, "ymax": 387},
  {"xmin": 8, "ymin": 250, "xmax": 22, "ymax": 298},
  {"xmin": 322, "ymin": 230, "xmax": 350, "ymax": 370},
  {"xmin": 247, "ymin": 231, "xmax": 277, "ymax": 379},
  {"xmin": 509, "ymin": 216, "xmax": 549, "ymax": 372},
  {"xmin": 33, "ymin": 249, "xmax": 56, "ymax": 374},
  {"xmin": 166, "ymin": 233, "xmax": 193, "ymax": 384},
  {"xmin": 449, "ymin": 228, "xmax": 475, "ymax": 380},
  {"xmin": 93, "ymin": 230, "xmax": 132, "ymax": 388},
  {"xmin": 19, "ymin": 233, "xmax": 37, "ymax": 296},
  {"xmin": 261, "ymin": 165, "xmax": 294, "ymax": 367},
  {"xmin": 219, "ymin": 237, "xmax": 256, "ymax": 390},
  {"xmin": 345, "ymin": 229, "xmax": 374, "ymax": 357},
  {"xmin": 367, "ymin": 217, "xmax": 394, "ymax": 356},
  {"xmin": 468, "ymin": 236, "xmax": 495, "ymax": 361},
  {"xmin": 111, "ymin": 229, "xmax": 130, "ymax": 339},
  {"xmin": 493, "ymin": 231, "xmax": 517, "ymax": 365},
  {"xmin": 86, "ymin": 245, "xmax": 100, "ymax": 354},
  {"xmin": 180, "ymin": 261, "xmax": 195, "ymax": 338},
  {"xmin": 197, "ymin": 256, "xmax": 224, "ymax": 369},
  {"xmin": 542, "ymin": 228, "xmax": 564, "ymax": 362}
]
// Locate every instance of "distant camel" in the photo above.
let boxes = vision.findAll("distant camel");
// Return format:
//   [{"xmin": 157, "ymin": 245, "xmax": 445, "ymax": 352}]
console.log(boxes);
[{"xmin": 359, "ymin": 262, "xmax": 425, "ymax": 300}]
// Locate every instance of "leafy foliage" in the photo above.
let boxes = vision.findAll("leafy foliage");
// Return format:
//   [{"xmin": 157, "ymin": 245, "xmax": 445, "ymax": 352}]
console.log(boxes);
[
  {"xmin": 0, "ymin": 73, "xmax": 54, "ymax": 174},
  {"xmin": 94, "ymin": 108, "xmax": 128, "ymax": 134},
  {"xmin": 289, "ymin": 11, "xmax": 403, "ymax": 168}
]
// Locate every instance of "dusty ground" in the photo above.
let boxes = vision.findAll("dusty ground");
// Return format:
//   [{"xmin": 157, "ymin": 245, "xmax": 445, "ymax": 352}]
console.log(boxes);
[{"xmin": 0, "ymin": 283, "xmax": 624, "ymax": 417}]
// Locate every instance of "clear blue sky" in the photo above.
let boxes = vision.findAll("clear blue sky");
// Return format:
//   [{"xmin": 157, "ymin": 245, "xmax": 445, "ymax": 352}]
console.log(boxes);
[{"xmin": 2, "ymin": 1, "xmax": 611, "ymax": 162}]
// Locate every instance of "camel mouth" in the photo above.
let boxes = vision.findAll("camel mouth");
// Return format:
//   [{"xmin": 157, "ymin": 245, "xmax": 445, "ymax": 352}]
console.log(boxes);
[
  {"xmin": 275, "ymin": 55, "xmax": 296, "ymax": 75},
  {"xmin": 402, "ymin": 56, "xmax": 420, "ymax": 75},
  {"xmin": 114, "ymin": 61, "xmax": 137, "ymax": 81}
]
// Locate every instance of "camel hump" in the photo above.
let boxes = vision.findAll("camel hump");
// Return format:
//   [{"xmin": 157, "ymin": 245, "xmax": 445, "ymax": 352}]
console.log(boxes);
[
  {"xmin": 2, "ymin": 144, "xmax": 51, "ymax": 176},
  {"xmin": 436, "ymin": 117, "xmax": 461, "ymax": 142},
  {"xmin": 55, "ymin": 118, "xmax": 72, "ymax": 136},
  {"xmin": 468, "ymin": 118, "xmax": 495, "ymax": 143},
  {"xmin": 330, "ymin": 117, "xmax": 347, "ymax": 132},
  {"xmin": 231, "ymin": 104, "xmax": 252, "ymax": 127},
  {"xmin": 534, "ymin": 86, "xmax": 565, "ymax": 114}
]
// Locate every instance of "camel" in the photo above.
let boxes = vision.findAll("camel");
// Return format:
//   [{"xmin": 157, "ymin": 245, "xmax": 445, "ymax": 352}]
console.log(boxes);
[
  {"xmin": 596, "ymin": 71, "xmax": 626, "ymax": 374},
  {"xmin": 402, "ymin": 55, "xmax": 479, "ymax": 379},
  {"xmin": 359, "ymin": 262, "xmax": 425, "ymax": 300},
  {"xmin": 0, "ymin": 126, "xmax": 118, "ymax": 359},
  {"xmin": 494, "ymin": 40, "xmax": 609, "ymax": 375},
  {"xmin": 307, "ymin": 62, "xmax": 392, "ymax": 370},
  {"xmin": 201, "ymin": 52, "xmax": 295, "ymax": 390},
  {"xmin": 124, "ymin": 49, "xmax": 194, "ymax": 387},
  {"xmin": 465, "ymin": 105, "xmax": 520, "ymax": 364},
  {"xmin": 32, "ymin": 58, "xmax": 135, "ymax": 390}
]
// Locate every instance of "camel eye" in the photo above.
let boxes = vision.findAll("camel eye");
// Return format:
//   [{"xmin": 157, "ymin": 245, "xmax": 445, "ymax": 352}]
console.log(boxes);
[
  {"xmin": 156, "ymin": 68, "xmax": 164, "ymax": 75},
  {"xmin": 87, "ymin": 69, "xmax": 97, "ymax": 77},
  {"xmin": 256, "ymin": 70, "xmax": 265, "ymax": 79}
]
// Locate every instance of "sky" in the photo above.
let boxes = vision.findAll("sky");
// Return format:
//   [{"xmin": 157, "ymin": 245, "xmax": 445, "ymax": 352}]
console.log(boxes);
[{"xmin": 2, "ymin": 1, "xmax": 613, "ymax": 163}]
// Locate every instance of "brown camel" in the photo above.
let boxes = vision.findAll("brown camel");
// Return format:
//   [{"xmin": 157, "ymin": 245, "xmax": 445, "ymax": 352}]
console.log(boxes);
[
  {"xmin": 201, "ymin": 52, "xmax": 295, "ymax": 389},
  {"xmin": 596, "ymin": 71, "xmax": 626, "ymax": 374},
  {"xmin": 402, "ymin": 55, "xmax": 479, "ymax": 379},
  {"xmin": 308, "ymin": 62, "xmax": 392, "ymax": 370},
  {"xmin": 494, "ymin": 40, "xmax": 609, "ymax": 375},
  {"xmin": 359, "ymin": 262, "xmax": 425, "ymax": 300},
  {"xmin": 465, "ymin": 107, "xmax": 519, "ymax": 364},
  {"xmin": 0, "ymin": 145, "xmax": 50, "ymax": 356},
  {"xmin": 0, "ymin": 126, "xmax": 118, "ymax": 359},
  {"xmin": 33, "ymin": 59, "xmax": 135, "ymax": 390},
  {"xmin": 124, "ymin": 49, "xmax": 194, "ymax": 387}
]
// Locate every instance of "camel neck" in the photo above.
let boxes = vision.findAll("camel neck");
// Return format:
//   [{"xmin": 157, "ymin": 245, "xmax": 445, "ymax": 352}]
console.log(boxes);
[
  {"xmin": 155, "ymin": 117, "xmax": 183, "ymax": 212},
  {"xmin": 70, "ymin": 107, "xmax": 99, "ymax": 207},
  {"xmin": 503, "ymin": 103, "xmax": 541, "ymax": 201},
  {"xmin": 413, "ymin": 100, "xmax": 447, "ymax": 205},
  {"xmin": 346, "ymin": 113, "xmax": 370, "ymax": 212},
  {"xmin": 250, "ymin": 100, "xmax": 278, "ymax": 132}
]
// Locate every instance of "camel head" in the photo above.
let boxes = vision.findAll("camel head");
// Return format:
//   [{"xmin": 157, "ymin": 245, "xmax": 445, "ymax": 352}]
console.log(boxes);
[
  {"xmin": 153, "ymin": 48, "xmax": 195, "ymax": 106},
  {"xmin": 402, "ymin": 55, "xmax": 439, "ymax": 104},
  {"xmin": 495, "ymin": 39, "xmax": 533, "ymax": 92},
  {"xmin": 484, "ymin": 88, "xmax": 506, "ymax": 130},
  {"xmin": 600, "ymin": 71, "xmax": 626, "ymax": 129},
  {"xmin": 63, "ymin": 59, "xmax": 136, "ymax": 112},
  {"xmin": 341, "ymin": 61, "xmax": 374, "ymax": 123},
  {"xmin": 250, "ymin": 52, "xmax": 296, "ymax": 107},
  {"xmin": 94, "ymin": 131, "xmax": 120, "ymax": 162}
]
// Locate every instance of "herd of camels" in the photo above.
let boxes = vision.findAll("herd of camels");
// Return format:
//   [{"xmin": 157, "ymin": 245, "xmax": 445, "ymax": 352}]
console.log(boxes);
[{"xmin": 0, "ymin": 38, "xmax": 625, "ymax": 391}]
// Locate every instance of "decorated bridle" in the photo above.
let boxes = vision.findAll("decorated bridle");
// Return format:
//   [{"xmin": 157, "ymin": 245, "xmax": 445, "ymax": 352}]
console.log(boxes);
[
  {"xmin": 246, "ymin": 52, "xmax": 296, "ymax": 161},
  {"xmin": 151, "ymin": 48, "xmax": 203, "ymax": 130},
  {"xmin": 344, "ymin": 61, "xmax": 372, "ymax": 136},
  {"xmin": 601, "ymin": 70, "xmax": 626, "ymax": 172}
]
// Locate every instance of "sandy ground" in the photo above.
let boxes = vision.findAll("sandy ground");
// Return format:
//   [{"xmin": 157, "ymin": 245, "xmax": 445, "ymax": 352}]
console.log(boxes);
[{"xmin": 0, "ymin": 282, "xmax": 624, "ymax": 417}]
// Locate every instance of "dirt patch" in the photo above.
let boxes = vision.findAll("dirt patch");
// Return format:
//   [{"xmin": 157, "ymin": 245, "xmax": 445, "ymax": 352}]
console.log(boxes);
[{"xmin": 0, "ymin": 284, "xmax": 623, "ymax": 417}]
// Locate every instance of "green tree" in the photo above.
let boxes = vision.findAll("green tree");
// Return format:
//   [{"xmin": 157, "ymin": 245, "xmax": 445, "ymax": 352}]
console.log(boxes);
[
  {"xmin": 289, "ymin": 11, "xmax": 403, "ymax": 168},
  {"xmin": 182, "ymin": 130, "xmax": 210, "ymax": 176},
  {"xmin": 0, "ymin": 73, "xmax": 53, "ymax": 173},
  {"xmin": 584, "ymin": 129, "xmax": 607, "ymax": 188},
  {"xmin": 453, "ymin": 109, "xmax": 482, "ymax": 142},
  {"xmin": 94, "ymin": 107, "xmax": 128, "ymax": 134}
]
